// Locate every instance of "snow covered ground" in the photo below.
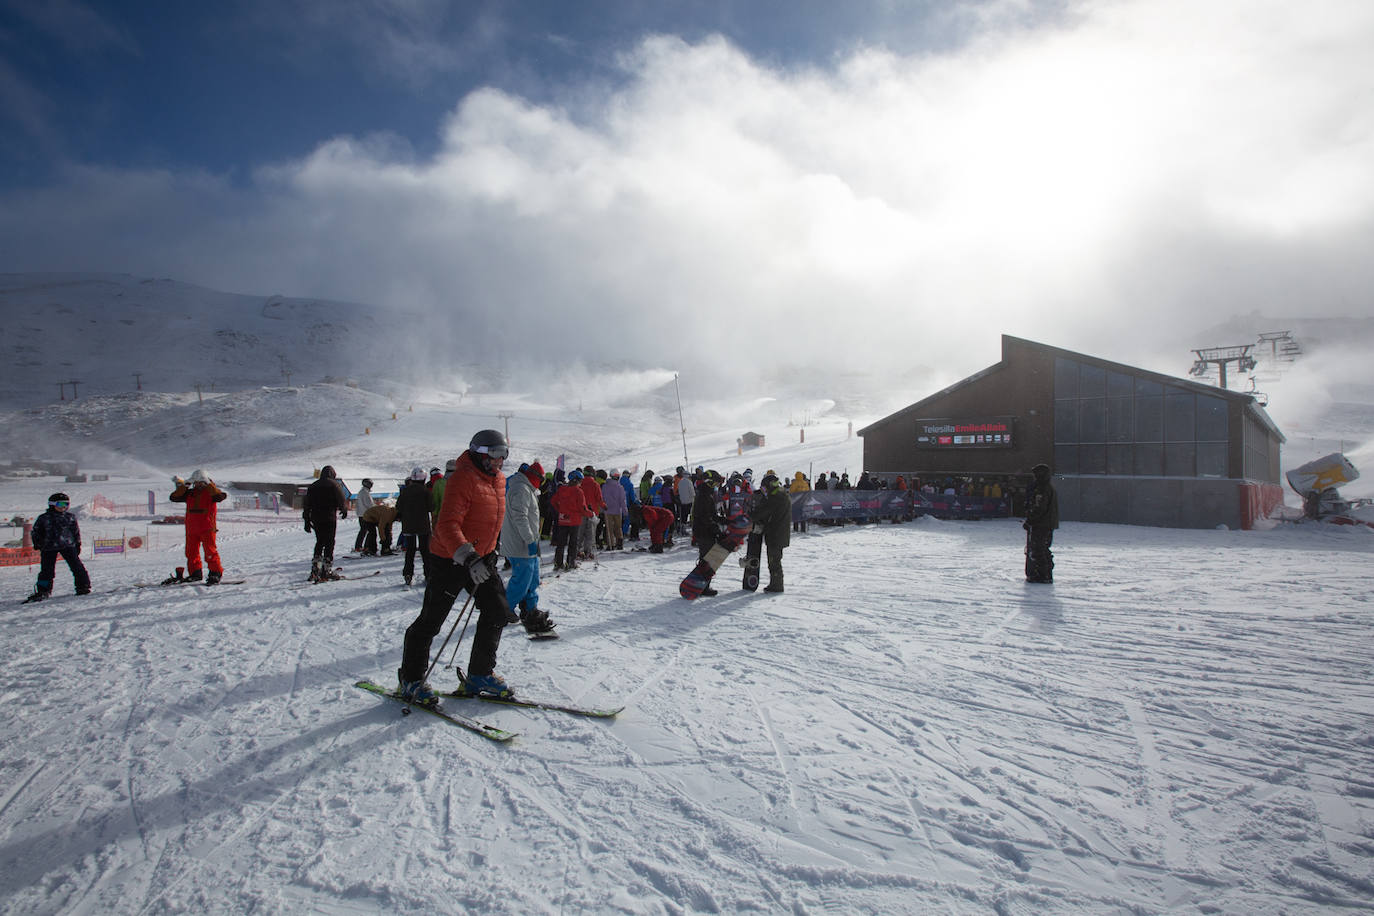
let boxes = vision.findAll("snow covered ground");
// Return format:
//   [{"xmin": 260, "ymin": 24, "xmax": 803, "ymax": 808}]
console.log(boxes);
[{"xmin": 2, "ymin": 458, "xmax": 1373, "ymax": 913}]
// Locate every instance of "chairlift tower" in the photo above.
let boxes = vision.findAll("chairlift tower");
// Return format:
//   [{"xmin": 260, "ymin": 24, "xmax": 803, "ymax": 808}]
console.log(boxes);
[{"xmin": 1188, "ymin": 345, "xmax": 1256, "ymax": 390}]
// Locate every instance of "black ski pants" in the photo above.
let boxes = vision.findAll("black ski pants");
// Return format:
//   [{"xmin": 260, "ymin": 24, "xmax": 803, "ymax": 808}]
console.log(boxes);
[
  {"xmin": 311, "ymin": 519, "xmax": 337, "ymax": 567},
  {"xmin": 37, "ymin": 546, "xmax": 90, "ymax": 594},
  {"xmin": 402, "ymin": 531, "xmax": 430, "ymax": 581},
  {"xmin": 401, "ymin": 553, "xmax": 510, "ymax": 682}
]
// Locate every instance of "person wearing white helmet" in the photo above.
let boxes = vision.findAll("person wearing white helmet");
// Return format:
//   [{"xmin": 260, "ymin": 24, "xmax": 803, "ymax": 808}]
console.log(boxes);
[
  {"xmin": 395, "ymin": 466, "xmax": 432, "ymax": 586},
  {"xmin": 170, "ymin": 469, "xmax": 228, "ymax": 584}
]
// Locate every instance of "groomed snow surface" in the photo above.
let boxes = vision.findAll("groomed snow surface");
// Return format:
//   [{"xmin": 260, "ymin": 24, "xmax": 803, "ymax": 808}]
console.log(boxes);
[{"xmin": 2, "ymin": 503, "xmax": 1372, "ymax": 914}]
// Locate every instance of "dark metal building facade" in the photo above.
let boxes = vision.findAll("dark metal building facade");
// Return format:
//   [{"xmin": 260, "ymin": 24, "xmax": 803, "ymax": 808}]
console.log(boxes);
[{"xmin": 858, "ymin": 335, "xmax": 1286, "ymax": 529}]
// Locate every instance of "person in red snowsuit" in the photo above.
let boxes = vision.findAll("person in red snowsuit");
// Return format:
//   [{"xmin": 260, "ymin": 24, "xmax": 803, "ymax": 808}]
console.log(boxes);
[
  {"xmin": 170, "ymin": 469, "xmax": 228, "ymax": 583},
  {"xmin": 638, "ymin": 504, "xmax": 675, "ymax": 553}
]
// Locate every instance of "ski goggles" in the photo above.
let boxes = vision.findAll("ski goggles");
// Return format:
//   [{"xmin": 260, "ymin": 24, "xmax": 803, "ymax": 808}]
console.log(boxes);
[
  {"xmin": 474, "ymin": 444, "xmax": 509, "ymax": 460},
  {"xmin": 49, "ymin": 500, "xmax": 69, "ymax": 508}
]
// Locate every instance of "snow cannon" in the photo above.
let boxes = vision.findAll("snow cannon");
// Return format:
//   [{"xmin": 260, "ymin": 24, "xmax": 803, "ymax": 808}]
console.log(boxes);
[{"xmin": 1286, "ymin": 452, "xmax": 1359, "ymax": 520}]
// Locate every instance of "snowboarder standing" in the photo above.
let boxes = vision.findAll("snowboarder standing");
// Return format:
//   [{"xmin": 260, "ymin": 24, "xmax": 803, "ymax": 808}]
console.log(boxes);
[
  {"xmin": 550, "ymin": 469, "xmax": 592, "ymax": 570},
  {"xmin": 303, "ymin": 465, "xmax": 348, "ymax": 582},
  {"xmin": 750, "ymin": 473, "xmax": 792, "ymax": 593},
  {"xmin": 170, "ymin": 470, "xmax": 228, "ymax": 584},
  {"xmin": 1024, "ymin": 463, "xmax": 1059, "ymax": 583},
  {"xmin": 502, "ymin": 462, "xmax": 556, "ymax": 635},
  {"xmin": 398, "ymin": 430, "xmax": 517, "ymax": 704},
  {"xmin": 396, "ymin": 467, "xmax": 432, "ymax": 586},
  {"xmin": 27, "ymin": 492, "xmax": 90, "ymax": 601}
]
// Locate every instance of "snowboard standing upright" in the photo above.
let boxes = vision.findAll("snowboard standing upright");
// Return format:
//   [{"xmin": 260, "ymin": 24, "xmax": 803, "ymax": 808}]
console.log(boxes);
[
  {"xmin": 741, "ymin": 530, "xmax": 763, "ymax": 591},
  {"xmin": 680, "ymin": 494, "xmax": 752, "ymax": 599}
]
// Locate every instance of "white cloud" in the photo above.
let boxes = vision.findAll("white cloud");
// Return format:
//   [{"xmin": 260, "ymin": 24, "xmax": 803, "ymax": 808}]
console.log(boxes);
[{"xmin": 2, "ymin": 0, "xmax": 1372, "ymax": 391}]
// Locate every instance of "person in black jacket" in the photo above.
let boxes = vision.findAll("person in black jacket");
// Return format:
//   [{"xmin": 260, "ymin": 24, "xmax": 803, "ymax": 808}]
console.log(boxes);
[
  {"xmin": 750, "ymin": 473, "xmax": 792, "ymax": 592},
  {"xmin": 303, "ymin": 466, "xmax": 348, "ymax": 582},
  {"xmin": 27, "ymin": 492, "xmax": 90, "ymax": 601},
  {"xmin": 395, "ymin": 467, "xmax": 432, "ymax": 586},
  {"xmin": 1024, "ymin": 463, "xmax": 1059, "ymax": 583}
]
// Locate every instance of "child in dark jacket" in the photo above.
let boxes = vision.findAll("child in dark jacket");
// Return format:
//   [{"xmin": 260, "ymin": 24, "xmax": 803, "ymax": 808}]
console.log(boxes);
[{"xmin": 28, "ymin": 492, "xmax": 91, "ymax": 601}]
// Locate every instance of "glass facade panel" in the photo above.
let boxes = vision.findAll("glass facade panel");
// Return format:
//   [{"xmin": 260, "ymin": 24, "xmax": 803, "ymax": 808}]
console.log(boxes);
[
  {"xmin": 1197, "ymin": 395, "xmax": 1228, "ymax": 441},
  {"xmin": 1080, "ymin": 398, "xmax": 1106, "ymax": 443},
  {"xmin": 1164, "ymin": 443, "xmax": 1195, "ymax": 477},
  {"xmin": 1135, "ymin": 396, "xmax": 1163, "ymax": 442},
  {"xmin": 1165, "ymin": 392, "xmax": 1195, "ymax": 442},
  {"xmin": 1107, "ymin": 397, "xmax": 1132, "ymax": 442},
  {"xmin": 1106, "ymin": 444, "xmax": 1132, "ymax": 475},
  {"xmin": 1108, "ymin": 371, "xmax": 1134, "ymax": 397},
  {"xmin": 1054, "ymin": 444, "xmax": 1078, "ymax": 474},
  {"xmin": 1079, "ymin": 444, "xmax": 1106, "ymax": 474},
  {"xmin": 1197, "ymin": 442, "xmax": 1228, "ymax": 477},
  {"xmin": 1054, "ymin": 358, "xmax": 1078, "ymax": 398},
  {"xmin": 1134, "ymin": 443, "xmax": 1163, "ymax": 475},
  {"xmin": 1079, "ymin": 364, "xmax": 1106, "ymax": 397},
  {"xmin": 1135, "ymin": 377, "xmax": 1162, "ymax": 397},
  {"xmin": 1054, "ymin": 400, "xmax": 1079, "ymax": 443}
]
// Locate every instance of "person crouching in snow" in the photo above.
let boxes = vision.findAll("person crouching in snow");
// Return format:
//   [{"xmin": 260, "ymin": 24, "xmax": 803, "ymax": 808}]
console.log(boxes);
[
  {"xmin": 398, "ymin": 430, "xmax": 517, "ymax": 704},
  {"xmin": 639, "ymin": 503, "xmax": 674, "ymax": 553},
  {"xmin": 502, "ymin": 462, "xmax": 556, "ymax": 635},
  {"xmin": 170, "ymin": 470, "xmax": 228, "ymax": 584},
  {"xmin": 27, "ymin": 492, "xmax": 90, "ymax": 601}
]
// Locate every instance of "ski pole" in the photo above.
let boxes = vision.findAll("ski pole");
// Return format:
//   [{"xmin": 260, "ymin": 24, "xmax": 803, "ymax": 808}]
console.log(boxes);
[
  {"xmin": 444, "ymin": 596, "xmax": 480, "ymax": 671},
  {"xmin": 424, "ymin": 592, "xmax": 474, "ymax": 683}
]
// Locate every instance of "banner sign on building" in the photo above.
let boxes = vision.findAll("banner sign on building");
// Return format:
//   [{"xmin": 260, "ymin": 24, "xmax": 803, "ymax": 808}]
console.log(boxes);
[
  {"xmin": 790, "ymin": 490, "xmax": 1010, "ymax": 522},
  {"xmin": 914, "ymin": 417, "xmax": 1016, "ymax": 449}
]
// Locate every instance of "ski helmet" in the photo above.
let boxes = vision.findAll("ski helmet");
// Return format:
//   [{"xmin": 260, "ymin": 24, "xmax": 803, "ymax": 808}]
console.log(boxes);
[
  {"xmin": 568, "ymin": 469, "xmax": 584, "ymax": 482},
  {"xmin": 48, "ymin": 492, "xmax": 70, "ymax": 507},
  {"xmin": 361, "ymin": 478, "xmax": 373, "ymax": 489},
  {"xmin": 189, "ymin": 468, "xmax": 209, "ymax": 484},
  {"xmin": 410, "ymin": 466, "xmax": 426, "ymax": 481}
]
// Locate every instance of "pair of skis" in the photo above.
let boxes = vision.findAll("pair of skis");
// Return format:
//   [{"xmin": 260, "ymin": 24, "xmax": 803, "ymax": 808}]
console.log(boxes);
[{"xmin": 354, "ymin": 679, "xmax": 622, "ymax": 742}]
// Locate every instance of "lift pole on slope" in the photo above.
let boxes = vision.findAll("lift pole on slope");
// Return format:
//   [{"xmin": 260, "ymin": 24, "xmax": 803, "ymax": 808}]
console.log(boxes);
[{"xmin": 673, "ymin": 373, "xmax": 689, "ymax": 469}]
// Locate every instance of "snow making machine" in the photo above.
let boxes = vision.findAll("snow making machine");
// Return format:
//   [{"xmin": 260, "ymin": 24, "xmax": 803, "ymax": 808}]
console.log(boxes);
[{"xmin": 1285, "ymin": 452, "xmax": 1360, "ymax": 521}]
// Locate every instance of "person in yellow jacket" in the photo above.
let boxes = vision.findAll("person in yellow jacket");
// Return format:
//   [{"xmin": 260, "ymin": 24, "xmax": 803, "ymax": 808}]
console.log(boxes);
[{"xmin": 788, "ymin": 471, "xmax": 811, "ymax": 533}]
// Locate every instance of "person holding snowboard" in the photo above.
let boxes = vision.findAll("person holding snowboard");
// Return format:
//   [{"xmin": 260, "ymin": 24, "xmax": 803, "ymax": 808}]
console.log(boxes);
[
  {"xmin": 1024, "ymin": 463, "xmax": 1059, "ymax": 583},
  {"xmin": 398, "ymin": 430, "xmax": 517, "ymax": 704},
  {"xmin": 27, "ymin": 492, "xmax": 90, "ymax": 601},
  {"xmin": 303, "ymin": 465, "xmax": 348, "ymax": 582},
  {"xmin": 170, "ymin": 469, "xmax": 228, "ymax": 584},
  {"xmin": 502, "ymin": 462, "xmax": 556, "ymax": 635}
]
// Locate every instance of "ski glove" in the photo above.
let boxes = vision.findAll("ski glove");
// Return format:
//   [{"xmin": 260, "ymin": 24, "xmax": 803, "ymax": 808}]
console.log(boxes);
[
  {"xmin": 338, "ymin": 509, "xmax": 347, "ymax": 520},
  {"xmin": 527, "ymin": 542, "xmax": 538, "ymax": 557},
  {"xmin": 304, "ymin": 518, "xmax": 313, "ymax": 533},
  {"xmin": 453, "ymin": 543, "xmax": 491, "ymax": 586}
]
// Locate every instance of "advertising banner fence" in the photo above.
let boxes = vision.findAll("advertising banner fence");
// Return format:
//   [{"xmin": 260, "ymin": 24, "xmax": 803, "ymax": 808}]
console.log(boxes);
[{"xmin": 791, "ymin": 490, "xmax": 1012, "ymax": 522}]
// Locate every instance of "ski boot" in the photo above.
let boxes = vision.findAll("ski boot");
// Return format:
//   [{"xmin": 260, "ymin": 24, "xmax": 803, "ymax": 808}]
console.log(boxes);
[
  {"xmin": 520, "ymin": 608, "xmax": 556, "ymax": 635},
  {"xmin": 24, "ymin": 587, "xmax": 51, "ymax": 603},
  {"xmin": 397, "ymin": 669, "xmax": 439, "ymax": 706},
  {"xmin": 186, "ymin": 568, "xmax": 204, "ymax": 582},
  {"xmin": 75, "ymin": 585, "xmax": 92, "ymax": 595},
  {"xmin": 457, "ymin": 671, "xmax": 515, "ymax": 699},
  {"xmin": 206, "ymin": 571, "xmax": 222, "ymax": 586}
]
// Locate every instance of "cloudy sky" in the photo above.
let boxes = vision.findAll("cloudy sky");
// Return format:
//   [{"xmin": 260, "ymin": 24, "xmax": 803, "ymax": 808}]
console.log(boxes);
[{"xmin": 2, "ymin": 0, "xmax": 1372, "ymax": 390}]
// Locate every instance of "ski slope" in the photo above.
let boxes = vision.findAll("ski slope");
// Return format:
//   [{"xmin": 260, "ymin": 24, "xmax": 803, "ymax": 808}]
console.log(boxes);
[{"xmin": 1, "ymin": 483, "xmax": 1372, "ymax": 913}]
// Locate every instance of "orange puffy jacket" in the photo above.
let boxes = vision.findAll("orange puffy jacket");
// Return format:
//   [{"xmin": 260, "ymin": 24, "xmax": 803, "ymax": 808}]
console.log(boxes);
[{"xmin": 430, "ymin": 451, "xmax": 506, "ymax": 559}]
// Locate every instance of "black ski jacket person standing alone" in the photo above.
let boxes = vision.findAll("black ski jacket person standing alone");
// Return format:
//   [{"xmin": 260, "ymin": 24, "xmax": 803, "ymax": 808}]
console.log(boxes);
[
  {"xmin": 303, "ymin": 466, "xmax": 348, "ymax": 581},
  {"xmin": 1024, "ymin": 463, "xmax": 1059, "ymax": 583}
]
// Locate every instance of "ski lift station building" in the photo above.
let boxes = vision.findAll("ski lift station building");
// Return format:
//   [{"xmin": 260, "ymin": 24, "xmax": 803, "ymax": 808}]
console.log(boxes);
[{"xmin": 858, "ymin": 335, "xmax": 1287, "ymax": 529}]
